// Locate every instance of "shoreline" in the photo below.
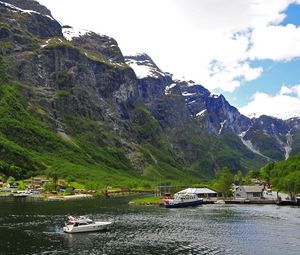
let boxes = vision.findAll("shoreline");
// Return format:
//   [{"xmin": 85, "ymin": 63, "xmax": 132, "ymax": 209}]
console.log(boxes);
[
  {"xmin": 0, "ymin": 191, "xmax": 151, "ymax": 201},
  {"xmin": 0, "ymin": 193, "xmax": 94, "ymax": 200},
  {"xmin": 39, "ymin": 194, "xmax": 94, "ymax": 201}
]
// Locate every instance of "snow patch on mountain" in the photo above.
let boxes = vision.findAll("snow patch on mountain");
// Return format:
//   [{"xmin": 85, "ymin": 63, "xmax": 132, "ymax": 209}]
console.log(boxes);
[
  {"xmin": 182, "ymin": 92, "xmax": 197, "ymax": 97},
  {"xmin": 0, "ymin": 1, "xmax": 53, "ymax": 20},
  {"xmin": 165, "ymin": 83, "xmax": 177, "ymax": 95},
  {"xmin": 196, "ymin": 109, "xmax": 207, "ymax": 117},
  {"xmin": 210, "ymin": 93, "xmax": 220, "ymax": 98},
  {"xmin": 125, "ymin": 54, "xmax": 165, "ymax": 79},
  {"xmin": 62, "ymin": 26, "xmax": 91, "ymax": 41},
  {"xmin": 126, "ymin": 61, "xmax": 154, "ymax": 79}
]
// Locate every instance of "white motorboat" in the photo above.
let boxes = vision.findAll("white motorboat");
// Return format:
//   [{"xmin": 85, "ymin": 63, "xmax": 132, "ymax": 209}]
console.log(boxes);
[{"xmin": 63, "ymin": 216, "xmax": 112, "ymax": 233}]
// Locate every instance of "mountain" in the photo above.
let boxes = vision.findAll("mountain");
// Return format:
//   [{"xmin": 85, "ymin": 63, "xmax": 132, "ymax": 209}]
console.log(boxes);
[
  {"xmin": 124, "ymin": 54, "xmax": 300, "ymax": 164},
  {"xmin": 0, "ymin": 0, "xmax": 299, "ymax": 186},
  {"xmin": 241, "ymin": 116, "xmax": 300, "ymax": 161}
]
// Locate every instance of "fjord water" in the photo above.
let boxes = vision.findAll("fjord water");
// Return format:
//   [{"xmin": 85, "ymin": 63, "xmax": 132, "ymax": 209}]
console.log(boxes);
[{"xmin": 0, "ymin": 198, "xmax": 299, "ymax": 255}]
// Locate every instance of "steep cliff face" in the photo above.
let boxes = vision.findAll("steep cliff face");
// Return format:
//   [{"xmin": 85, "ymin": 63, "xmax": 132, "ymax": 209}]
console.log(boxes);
[
  {"xmin": 0, "ymin": 0, "xmax": 144, "ymax": 185},
  {"xmin": 125, "ymin": 54, "xmax": 270, "ymax": 178},
  {"xmin": 0, "ymin": 0, "xmax": 61, "ymax": 40},
  {"xmin": 0, "ymin": 0, "xmax": 299, "ymax": 185},
  {"xmin": 1, "ymin": 0, "xmax": 53, "ymax": 17}
]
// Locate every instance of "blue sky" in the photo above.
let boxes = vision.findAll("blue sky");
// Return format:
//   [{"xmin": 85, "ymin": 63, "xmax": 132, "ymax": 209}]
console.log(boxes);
[
  {"xmin": 281, "ymin": 3, "xmax": 300, "ymax": 26},
  {"xmin": 38, "ymin": 0, "xmax": 300, "ymax": 119},
  {"xmin": 223, "ymin": 58, "xmax": 300, "ymax": 108},
  {"xmin": 234, "ymin": 3, "xmax": 300, "ymax": 118},
  {"xmin": 224, "ymin": 4, "xmax": 300, "ymax": 116}
]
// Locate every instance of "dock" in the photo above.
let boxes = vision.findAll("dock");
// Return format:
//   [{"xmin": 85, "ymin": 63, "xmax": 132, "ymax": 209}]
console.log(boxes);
[
  {"xmin": 224, "ymin": 199, "xmax": 277, "ymax": 204},
  {"xmin": 224, "ymin": 199, "xmax": 300, "ymax": 206}
]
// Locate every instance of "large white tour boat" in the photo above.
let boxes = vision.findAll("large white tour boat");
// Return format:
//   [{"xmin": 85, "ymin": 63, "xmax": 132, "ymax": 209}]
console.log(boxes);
[
  {"xmin": 163, "ymin": 193, "xmax": 203, "ymax": 208},
  {"xmin": 63, "ymin": 216, "xmax": 112, "ymax": 233}
]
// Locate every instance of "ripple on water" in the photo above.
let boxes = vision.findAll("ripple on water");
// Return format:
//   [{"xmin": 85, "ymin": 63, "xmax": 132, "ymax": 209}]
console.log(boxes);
[{"xmin": 0, "ymin": 199, "xmax": 300, "ymax": 255}]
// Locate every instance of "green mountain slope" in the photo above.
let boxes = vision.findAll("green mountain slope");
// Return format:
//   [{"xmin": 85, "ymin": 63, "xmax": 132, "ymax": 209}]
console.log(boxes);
[
  {"xmin": 260, "ymin": 154, "xmax": 300, "ymax": 195},
  {"xmin": 0, "ymin": 83, "xmax": 144, "ymax": 186}
]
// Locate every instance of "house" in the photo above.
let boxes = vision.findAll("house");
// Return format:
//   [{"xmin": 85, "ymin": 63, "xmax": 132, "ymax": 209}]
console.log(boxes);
[
  {"xmin": 176, "ymin": 188, "xmax": 218, "ymax": 201},
  {"xmin": 234, "ymin": 185, "xmax": 263, "ymax": 200},
  {"xmin": 33, "ymin": 182, "xmax": 42, "ymax": 189},
  {"xmin": 7, "ymin": 183, "xmax": 18, "ymax": 189}
]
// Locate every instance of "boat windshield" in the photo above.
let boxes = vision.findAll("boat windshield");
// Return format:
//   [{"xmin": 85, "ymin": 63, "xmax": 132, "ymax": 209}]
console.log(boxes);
[{"xmin": 66, "ymin": 216, "xmax": 94, "ymax": 225}]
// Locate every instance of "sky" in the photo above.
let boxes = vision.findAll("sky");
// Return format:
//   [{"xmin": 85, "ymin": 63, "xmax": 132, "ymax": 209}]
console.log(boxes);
[{"xmin": 38, "ymin": 0, "xmax": 300, "ymax": 119}]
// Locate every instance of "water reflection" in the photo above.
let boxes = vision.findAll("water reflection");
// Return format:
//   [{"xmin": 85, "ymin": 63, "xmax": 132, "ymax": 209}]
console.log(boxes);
[{"xmin": 0, "ymin": 198, "xmax": 299, "ymax": 255}]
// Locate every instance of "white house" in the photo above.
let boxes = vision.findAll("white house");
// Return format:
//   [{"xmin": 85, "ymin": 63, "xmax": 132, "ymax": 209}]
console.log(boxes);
[
  {"xmin": 234, "ymin": 186, "xmax": 263, "ymax": 200},
  {"xmin": 177, "ymin": 188, "xmax": 218, "ymax": 201}
]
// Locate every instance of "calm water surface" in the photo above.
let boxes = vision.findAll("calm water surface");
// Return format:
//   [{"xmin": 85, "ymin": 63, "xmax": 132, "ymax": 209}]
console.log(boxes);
[{"xmin": 0, "ymin": 197, "xmax": 299, "ymax": 255}]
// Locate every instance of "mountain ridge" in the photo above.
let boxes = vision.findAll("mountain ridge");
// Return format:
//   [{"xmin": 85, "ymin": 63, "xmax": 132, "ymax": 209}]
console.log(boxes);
[
  {"xmin": 125, "ymin": 52, "xmax": 300, "ymax": 162},
  {"xmin": 0, "ymin": 0, "xmax": 299, "ymax": 186}
]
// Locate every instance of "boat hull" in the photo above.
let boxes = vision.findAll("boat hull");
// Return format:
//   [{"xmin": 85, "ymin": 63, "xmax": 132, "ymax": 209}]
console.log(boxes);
[
  {"xmin": 63, "ymin": 221, "xmax": 112, "ymax": 233},
  {"xmin": 164, "ymin": 200, "xmax": 202, "ymax": 208}
]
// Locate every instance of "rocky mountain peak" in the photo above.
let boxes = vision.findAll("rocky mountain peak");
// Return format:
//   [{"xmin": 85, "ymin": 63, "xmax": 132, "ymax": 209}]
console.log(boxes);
[
  {"xmin": 0, "ymin": 0, "xmax": 62, "ymax": 40},
  {"xmin": 125, "ymin": 53, "xmax": 165, "ymax": 79},
  {"xmin": 0, "ymin": 0, "xmax": 53, "ymax": 18},
  {"xmin": 62, "ymin": 26, "xmax": 125, "ymax": 64}
]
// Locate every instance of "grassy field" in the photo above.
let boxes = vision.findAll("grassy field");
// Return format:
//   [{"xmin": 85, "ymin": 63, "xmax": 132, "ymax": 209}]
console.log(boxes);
[{"xmin": 129, "ymin": 195, "xmax": 163, "ymax": 204}]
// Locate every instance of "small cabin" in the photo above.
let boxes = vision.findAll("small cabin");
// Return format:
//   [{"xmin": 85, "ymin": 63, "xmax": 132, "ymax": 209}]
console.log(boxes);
[
  {"xmin": 176, "ymin": 188, "xmax": 218, "ymax": 201},
  {"xmin": 234, "ymin": 185, "xmax": 263, "ymax": 200}
]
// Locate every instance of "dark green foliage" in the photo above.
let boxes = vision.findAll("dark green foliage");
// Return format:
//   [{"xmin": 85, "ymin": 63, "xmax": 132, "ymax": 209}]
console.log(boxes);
[
  {"xmin": 65, "ymin": 186, "xmax": 74, "ymax": 195},
  {"xmin": 17, "ymin": 181, "xmax": 26, "ymax": 190},
  {"xmin": 213, "ymin": 167, "xmax": 234, "ymax": 198},
  {"xmin": 133, "ymin": 107, "xmax": 161, "ymax": 143},
  {"xmin": 43, "ymin": 182, "xmax": 55, "ymax": 191},
  {"xmin": 0, "ymin": 160, "xmax": 25, "ymax": 179},
  {"xmin": 234, "ymin": 170, "xmax": 243, "ymax": 185},
  {"xmin": 260, "ymin": 154, "xmax": 300, "ymax": 196}
]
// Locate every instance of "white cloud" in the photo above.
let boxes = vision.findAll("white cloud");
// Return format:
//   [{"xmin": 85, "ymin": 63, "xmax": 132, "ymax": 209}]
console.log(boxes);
[
  {"xmin": 38, "ymin": 0, "xmax": 300, "ymax": 93},
  {"xmin": 206, "ymin": 61, "xmax": 263, "ymax": 92},
  {"xmin": 280, "ymin": 84, "xmax": 300, "ymax": 97},
  {"xmin": 249, "ymin": 24, "xmax": 300, "ymax": 61},
  {"xmin": 240, "ymin": 84, "xmax": 300, "ymax": 119}
]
